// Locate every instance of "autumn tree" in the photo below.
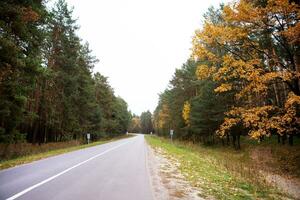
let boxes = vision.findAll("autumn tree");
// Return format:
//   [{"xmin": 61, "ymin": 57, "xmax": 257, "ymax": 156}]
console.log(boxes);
[
  {"xmin": 128, "ymin": 115, "xmax": 141, "ymax": 133},
  {"xmin": 153, "ymin": 93, "xmax": 172, "ymax": 137},
  {"xmin": 192, "ymin": 0, "xmax": 300, "ymax": 144}
]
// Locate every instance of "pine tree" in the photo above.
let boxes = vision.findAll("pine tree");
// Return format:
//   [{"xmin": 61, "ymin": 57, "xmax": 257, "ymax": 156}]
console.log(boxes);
[{"xmin": 0, "ymin": 0, "xmax": 47, "ymax": 143}]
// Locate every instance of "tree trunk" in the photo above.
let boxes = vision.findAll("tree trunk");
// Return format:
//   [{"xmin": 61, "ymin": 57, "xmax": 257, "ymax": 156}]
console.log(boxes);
[
  {"xmin": 282, "ymin": 134, "xmax": 287, "ymax": 145},
  {"xmin": 226, "ymin": 133, "xmax": 230, "ymax": 145},
  {"xmin": 232, "ymin": 134, "xmax": 236, "ymax": 149},
  {"xmin": 288, "ymin": 134, "xmax": 294, "ymax": 146},
  {"xmin": 237, "ymin": 134, "xmax": 241, "ymax": 150},
  {"xmin": 272, "ymin": 83, "xmax": 281, "ymax": 107}
]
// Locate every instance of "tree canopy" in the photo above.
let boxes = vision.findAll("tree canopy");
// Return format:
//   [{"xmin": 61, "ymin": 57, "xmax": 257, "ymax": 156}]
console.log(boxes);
[{"xmin": 0, "ymin": 0, "xmax": 131, "ymax": 144}]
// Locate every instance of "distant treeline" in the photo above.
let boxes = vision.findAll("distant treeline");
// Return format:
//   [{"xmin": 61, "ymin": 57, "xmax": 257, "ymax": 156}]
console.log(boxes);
[
  {"xmin": 0, "ymin": 0, "xmax": 131, "ymax": 144},
  {"xmin": 128, "ymin": 111, "xmax": 153, "ymax": 134},
  {"xmin": 153, "ymin": 0, "xmax": 300, "ymax": 148}
]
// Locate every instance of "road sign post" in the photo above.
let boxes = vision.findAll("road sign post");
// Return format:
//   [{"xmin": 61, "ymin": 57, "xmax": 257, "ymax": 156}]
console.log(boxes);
[
  {"xmin": 87, "ymin": 133, "xmax": 90, "ymax": 144},
  {"xmin": 170, "ymin": 130, "xmax": 174, "ymax": 142}
]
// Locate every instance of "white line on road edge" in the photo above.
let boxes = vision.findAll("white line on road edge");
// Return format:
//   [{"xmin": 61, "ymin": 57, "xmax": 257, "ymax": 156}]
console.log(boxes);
[{"xmin": 6, "ymin": 140, "xmax": 131, "ymax": 200}]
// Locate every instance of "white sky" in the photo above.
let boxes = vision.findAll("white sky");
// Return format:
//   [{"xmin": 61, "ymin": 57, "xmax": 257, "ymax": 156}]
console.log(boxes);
[{"xmin": 64, "ymin": 0, "xmax": 229, "ymax": 115}]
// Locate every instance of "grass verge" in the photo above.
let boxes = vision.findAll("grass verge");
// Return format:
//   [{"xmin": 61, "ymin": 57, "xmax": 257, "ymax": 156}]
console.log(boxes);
[
  {"xmin": 145, "ymin": 135, "xmax": 291, "ymax": 200},
  {"xmin": 0, "ymin": 134, "xmax": 134, "ymax": 170}
]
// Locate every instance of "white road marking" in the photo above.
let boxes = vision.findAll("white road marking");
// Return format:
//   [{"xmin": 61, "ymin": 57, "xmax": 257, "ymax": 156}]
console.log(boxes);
[{"xmin": 6, "ymin": 140, "xmax": 131, "ymax": 200}]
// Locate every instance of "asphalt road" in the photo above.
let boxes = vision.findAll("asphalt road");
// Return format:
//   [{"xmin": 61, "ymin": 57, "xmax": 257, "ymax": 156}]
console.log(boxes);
[{"xmin": 0, "ymin": 135, "xmax": 153, "ymax": 200}]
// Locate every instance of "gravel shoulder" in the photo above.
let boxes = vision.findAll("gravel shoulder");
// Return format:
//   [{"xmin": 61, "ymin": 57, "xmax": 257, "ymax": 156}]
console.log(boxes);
[{"xmin": 147, "ymin": 145, "xmax": 204, "ymax": 200}]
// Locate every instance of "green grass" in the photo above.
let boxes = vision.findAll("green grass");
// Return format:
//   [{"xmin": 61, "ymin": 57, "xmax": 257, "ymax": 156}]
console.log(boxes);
[
  {"xmin": 0, "ymin": 134, "xmax": 133, "ymax": 170},
  {"xmin": 146, "ymin": 135, "xmax": 291, "ymax": 200}
]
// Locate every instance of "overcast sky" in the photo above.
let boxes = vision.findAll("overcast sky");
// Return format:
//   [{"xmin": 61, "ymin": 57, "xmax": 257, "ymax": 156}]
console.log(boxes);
[{"xmin": 64, "ymin": 0, "xmax": 229, "ymax": 115}]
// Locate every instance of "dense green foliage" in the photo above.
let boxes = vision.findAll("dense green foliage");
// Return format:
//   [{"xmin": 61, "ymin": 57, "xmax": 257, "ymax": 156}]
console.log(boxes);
[
  {"xmin": 153, "ymin": 59, "xmax": 233, "ymax": 143},
  {"xmin": 0, "ymin": 0, "xmax": 131, "ymax": 144},
  {"xmin": 140, "ymin": 111, "xmax": 153, "ymax": 134}
]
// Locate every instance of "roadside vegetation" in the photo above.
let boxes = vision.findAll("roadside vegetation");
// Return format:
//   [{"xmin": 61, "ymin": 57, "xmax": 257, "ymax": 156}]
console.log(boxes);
[
  {"xmin": 0, "ymin": 134, "xmax": 133, "ymax": 170},
  {"xmin": 146, "ymin": 135, "xmax": 299, "ymax": 200},
  {"xmin": 146, "ymin": 1, "xmax": 300, "ymax": 197}
]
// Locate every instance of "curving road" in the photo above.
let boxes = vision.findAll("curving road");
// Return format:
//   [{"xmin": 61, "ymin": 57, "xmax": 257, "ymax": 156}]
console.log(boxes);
[{"xmin": 0, "ymin": 135, "xmax": 153, "ymax": 200}]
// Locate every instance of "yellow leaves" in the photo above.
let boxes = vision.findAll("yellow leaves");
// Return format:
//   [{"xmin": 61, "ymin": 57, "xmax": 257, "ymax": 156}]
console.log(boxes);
[
  {"xmin": 158, "ymin": 104, "xmax": 170, "ymax": 129},
  {"xmin": 196, "ymin": 65, "xmax": 216, "ymax": 80},
  {"xmin": 217, "ymin": 117, "xmax": 240, "ymax": 137},
  {"xmin": 249, "ymin": 130, "xmax": 266, "ymax": 140},
  {"xmin": 213, "ymin": 55, "xmax": 270, "ymax": 97},
  {"xmin": 214, "ymin": 83, "xmax": 232, "ymax": 93},
  {"xmin": 182, "ymin": 101, "xmax": 191, "ymax": 126},
  {"xmin": 214, "ymin": 55, "xmax": 262, "ymax": 82},
  {"xmin": 241, "ymin": 106, "xmax": 274, "ymax": 127},
  {"xmin": 262, "ymin": 72, "xmax": 279, "ymax": 82},
  {"xmin": 194, "ymin": 22, "xmax": 248, "ymax": 49},
  {"xmin": 218, "ymin": 106, "xmax": 275, "ymax": 138},
  {"xmin": 192, "ymin": 36, "xmax": 219, "ymax": 62},
  {"xmin": 280, "ymin": 70, "xmax": 295, "ymax": 82},
  {"xmin": 218, "ymin": 94, "xmax": 299, "ymax": 138},
  {"xmin": 223, "ymin": 1, "xmax": 259, "ymax": 23}
]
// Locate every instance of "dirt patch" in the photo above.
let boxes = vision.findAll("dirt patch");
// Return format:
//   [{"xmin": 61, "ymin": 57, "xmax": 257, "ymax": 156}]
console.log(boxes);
[
  {"xmin": 251, "ymin": 147, "xmax": 300, "ymax": 199},
  {"xmin": 264, "ymin": 172, "xmax": 300, "ymax": 199},
  {"xmin": 147, "ymin": 145, "xmax": 205, "ymax": 200}
]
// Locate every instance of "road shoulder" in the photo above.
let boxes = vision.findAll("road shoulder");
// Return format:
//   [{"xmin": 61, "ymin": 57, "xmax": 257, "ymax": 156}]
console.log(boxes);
[{"xmin": 147, "ymin": 141, "xmax": 204, "ymax": 200}]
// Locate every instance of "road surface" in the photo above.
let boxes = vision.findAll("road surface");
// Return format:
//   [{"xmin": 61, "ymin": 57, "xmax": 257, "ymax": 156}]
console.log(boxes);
[{"xmin": 0, "ymin": 135, "xmax": 153, "ymax": 200}]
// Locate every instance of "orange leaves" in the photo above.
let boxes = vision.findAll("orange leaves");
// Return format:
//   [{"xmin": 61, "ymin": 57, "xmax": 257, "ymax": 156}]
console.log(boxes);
[
  {"xmin": 285, "ymin": 92, "xmax": 300, "ymax": 109},
  {"xmin": 282, "ymin": 23, "xmax": 300, "ymax": 44},
  {"xmin": 266, "ymin": 0, "xmax": 299, "ymax": 15},
  {"xmin": 191, "ymin": 0, "xmax": 300, "ymax": 139},
  {"xmin": 21, "ymin": 7, "xmax": 40, "ymax": 22},
  {"xmin": 267, "ymin": 92, "xmax": 300, "ymax": 135},
  {"xmin": 282, "ymin": 92, "xmax": 300, "ymax": 130}
]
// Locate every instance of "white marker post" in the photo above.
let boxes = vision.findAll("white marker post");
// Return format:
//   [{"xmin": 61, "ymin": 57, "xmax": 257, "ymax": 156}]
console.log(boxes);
[
  {"xmin": 87, "ymin": 133, "xmax": 90, "ymax": 144},
  {"xmin": 170, "ymin": 129, "xmax": 174, "ymax": 142}
]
